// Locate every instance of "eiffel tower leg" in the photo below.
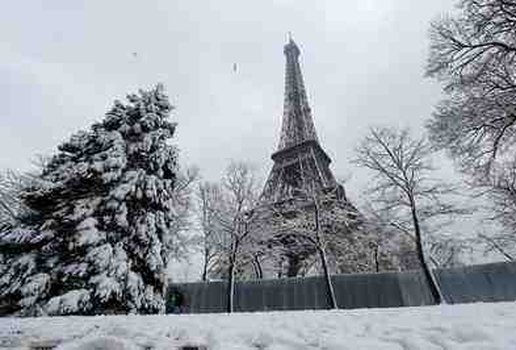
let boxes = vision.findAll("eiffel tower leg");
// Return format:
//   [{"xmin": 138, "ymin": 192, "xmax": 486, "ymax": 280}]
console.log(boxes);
[{"xmin": 286, "ymin": 255, "xmax": 302, "ymax": 277}]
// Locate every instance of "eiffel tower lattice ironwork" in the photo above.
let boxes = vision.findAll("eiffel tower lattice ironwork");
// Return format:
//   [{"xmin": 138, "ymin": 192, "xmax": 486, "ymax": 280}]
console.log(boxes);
[
  {"xmin": 257, "ymin": 38, "xmax": 361, "ymax": 278},
  {"xmin": 261, "ymin": 38, "xmax": 345, "ymax": 203}
]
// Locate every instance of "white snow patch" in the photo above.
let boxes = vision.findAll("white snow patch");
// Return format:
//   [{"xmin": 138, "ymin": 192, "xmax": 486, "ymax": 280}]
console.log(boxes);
[
  {"xmin": 76, "ymin": 217, "xmax": 103, "ymax": 247},
  {"xmin": 56, "ymin": 336, "xmax": 140, "ymax": 350},
  {"xmin": 44, "ymin": 289, "xmax": 91, "ymax": 316},
  {"xmin": 1, "ymin": 302, "xmax": 516, "ymax": 349}
]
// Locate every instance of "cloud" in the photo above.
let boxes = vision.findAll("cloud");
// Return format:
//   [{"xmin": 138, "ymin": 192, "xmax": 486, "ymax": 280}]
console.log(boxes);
[{"xmin": 0, "ymin": 0, "xmax": 455, "ymax": 190}]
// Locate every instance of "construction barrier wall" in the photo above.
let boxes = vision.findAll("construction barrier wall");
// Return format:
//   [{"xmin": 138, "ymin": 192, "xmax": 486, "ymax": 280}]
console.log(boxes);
[{"xmin": 167, "ymin": 261, "xmax": 516, "ymax": 313}]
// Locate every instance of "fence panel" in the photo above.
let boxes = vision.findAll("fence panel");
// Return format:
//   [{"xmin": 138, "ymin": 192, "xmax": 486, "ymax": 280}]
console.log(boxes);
[{"xmin": 437, "ymin": 262, "xmax": 516, "ymax": 304}]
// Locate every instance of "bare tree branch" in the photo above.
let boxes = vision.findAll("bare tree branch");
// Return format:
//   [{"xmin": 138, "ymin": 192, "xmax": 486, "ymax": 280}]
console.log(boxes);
[{"xmin": 427, "ymin": 0, "xmax": 516, "ymax": 180}]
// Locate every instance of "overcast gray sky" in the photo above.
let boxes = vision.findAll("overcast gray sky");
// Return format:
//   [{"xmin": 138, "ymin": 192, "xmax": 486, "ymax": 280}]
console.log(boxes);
[{"xmin": 1, "ymin": 0, "xmax": 456, "ymax": 199}]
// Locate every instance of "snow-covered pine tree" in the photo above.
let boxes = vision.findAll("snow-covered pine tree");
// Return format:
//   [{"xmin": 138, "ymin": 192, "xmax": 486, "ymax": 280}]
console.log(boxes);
[{"xmin": 0, "ymin": 84, "xmax": 179, "ymax": 316}]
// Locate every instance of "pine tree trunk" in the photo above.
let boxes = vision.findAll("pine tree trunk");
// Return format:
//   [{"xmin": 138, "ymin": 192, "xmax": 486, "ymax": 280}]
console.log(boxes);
[{"xmin": 410, "ymin": 200, "xmax": 442, "ymax": 304}]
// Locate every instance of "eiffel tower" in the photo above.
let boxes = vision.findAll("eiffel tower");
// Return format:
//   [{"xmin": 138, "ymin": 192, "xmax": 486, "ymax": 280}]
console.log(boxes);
[
  {"xmin": 261, "ymin": 37, "xmax": 352, "ymax": 204},
  {"xmin": 256, "ymin": 37, "xmax": 361, "ymax": 277}
]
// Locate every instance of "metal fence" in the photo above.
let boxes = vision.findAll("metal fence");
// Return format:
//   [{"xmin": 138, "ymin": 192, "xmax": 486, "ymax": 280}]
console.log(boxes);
[
  {"xmin": 167, "ymin": 261, "xmax": 516, "ymax": 313},
  {"xmin": 436, "ymin": 261, "xmax": 516, "ymax": 303}
]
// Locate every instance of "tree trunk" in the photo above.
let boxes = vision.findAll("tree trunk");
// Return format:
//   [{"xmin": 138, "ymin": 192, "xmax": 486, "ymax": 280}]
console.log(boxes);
[
  {"xmin": 253, "ymin": 256, "xmax": 263, "ymax": 279},
  {"xmin": 201, "ymin": 192, "xmax": 209, "ymax": 282},
  {"xmin": 227, "ymin": 254, "xmax": 236, "ymax": 313},
  {"xmin": 201, "ymin": 248, "xmax": 209, "ymax": 282},
  {"xmin": 410, "ymin": 200, "xmax": 442, "ymax": 304},
  {"xmin": 314, "ymin": 200, "xmax": 338, "ymax": 309},
  {"xmin": 373, "ymin": 244, "xmax": 380, "ymax": 273},
  {"xmin": 318, "ymin": 246, "xmax": 338, "ymax": 309}
]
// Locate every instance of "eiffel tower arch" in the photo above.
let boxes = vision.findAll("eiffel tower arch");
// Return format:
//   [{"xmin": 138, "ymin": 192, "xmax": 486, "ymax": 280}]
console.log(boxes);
[{"xmin": 256, "ymin": 38, "xmax": 364, "ymax": 278}]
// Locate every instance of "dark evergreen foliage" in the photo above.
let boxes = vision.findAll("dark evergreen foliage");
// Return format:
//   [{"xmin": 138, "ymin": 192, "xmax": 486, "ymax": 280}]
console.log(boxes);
[{"xmin": 0, "ymin": 84, "xmax": 179, "ymax": 315}]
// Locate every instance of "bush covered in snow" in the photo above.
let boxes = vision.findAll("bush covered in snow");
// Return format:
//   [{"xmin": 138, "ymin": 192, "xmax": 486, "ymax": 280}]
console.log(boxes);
[{"xmin": 0, "ymin": 84, "xmax": 180, "ymax": 316}]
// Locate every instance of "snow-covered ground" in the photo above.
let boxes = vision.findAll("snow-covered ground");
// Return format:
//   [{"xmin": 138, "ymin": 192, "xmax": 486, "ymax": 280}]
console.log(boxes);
[{"xmin": 1, "ymin": 302, "xmax": 516, "ymax": 349}]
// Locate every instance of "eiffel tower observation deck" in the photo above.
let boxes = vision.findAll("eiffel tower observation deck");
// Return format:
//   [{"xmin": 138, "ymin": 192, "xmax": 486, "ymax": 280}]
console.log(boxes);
[{"xmin": 261, "ymin": 37, "xmax": 344, "ymax": 203}]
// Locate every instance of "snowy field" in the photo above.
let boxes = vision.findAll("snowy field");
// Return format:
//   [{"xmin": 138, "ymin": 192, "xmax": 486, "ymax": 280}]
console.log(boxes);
[{"xmin": 1, "ymin": 302, "xmax": 516, "ymax": 350}]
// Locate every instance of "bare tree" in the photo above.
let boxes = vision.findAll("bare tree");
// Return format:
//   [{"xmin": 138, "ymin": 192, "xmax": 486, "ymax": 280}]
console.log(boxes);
[
  {"xmin": 366, "ymin": 200, "xmax": 470, "ymax": 270},
  {"xmin": 198, "ymin": 181, "xmax": 221, "ymax": 281},
  {"xmin": 487, "ymin": 161, "xmax": 516, "ymax": 229},
  {"xmin": 354, "ymin": 127, "xmax": 467, "ymax": 304},
  {"xmin": 166, "ymin": 165, "xmax": 200, "ymax": 262},
  {"xmin": 221, "ymin": 161, "xmax": 262, "ymax": 312},
  {"xmin": 475, "ymin": 164, "xmax": 516, "ymax": 260},
  {"xmin": 465, "ymin": 160, "xmax": 516, "ymax": 259},
  {"xmin": 427, "ymin": 0, "xmax": 516, "ymax": 178},
  {"xmin": 199, "ymin": 161, "xmax": 260, "ymax": 312},
  {"xmin": 427, "ymin": 1, "xmax": 516, "ymax": 257},
  {"xmin": 359, "ymin": 202, "xmax": 421, "ymax": 272}
]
